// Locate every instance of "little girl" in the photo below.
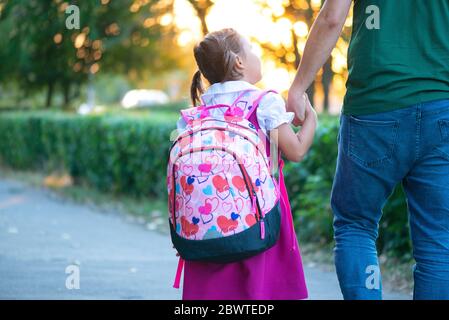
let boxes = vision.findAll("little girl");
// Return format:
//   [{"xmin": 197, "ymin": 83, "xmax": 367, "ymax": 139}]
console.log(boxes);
[{"xmin": 176, "ymin": 28, "xmax": 317, "ymax": 300}]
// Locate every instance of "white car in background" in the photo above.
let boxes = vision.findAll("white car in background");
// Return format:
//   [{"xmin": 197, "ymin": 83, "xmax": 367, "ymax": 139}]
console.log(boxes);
[{"xmin": 121, "ymin": 89, "xmax": 169, "ymax": 109}]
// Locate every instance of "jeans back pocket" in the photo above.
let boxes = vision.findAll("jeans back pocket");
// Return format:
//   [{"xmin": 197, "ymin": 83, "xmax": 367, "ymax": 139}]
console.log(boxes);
[
  {"xmin": 348, "ymin": 116, "xmax": 399, "ymax": 168},
  {"xmin": 439, "ymin": 119, "xmax": 449, "ymax": 141},
  {"xmin": 435, "ymin": 119, "xmax": 449, "ymax": 160}
]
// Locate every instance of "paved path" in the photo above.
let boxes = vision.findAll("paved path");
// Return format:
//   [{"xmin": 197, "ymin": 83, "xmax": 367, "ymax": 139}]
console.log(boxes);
[{"xmin": 0, "ymin": 179, "xmax": 410, "ymax": 300}]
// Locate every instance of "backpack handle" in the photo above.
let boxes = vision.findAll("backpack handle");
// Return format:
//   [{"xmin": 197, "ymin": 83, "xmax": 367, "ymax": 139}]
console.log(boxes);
[
  {"xmin": 198, "ymin": 103, "xmax": 244, "ymax": 119},
  {"xmin": 198, "ymin": 89, "xmax": 255, "ymax": 119}
]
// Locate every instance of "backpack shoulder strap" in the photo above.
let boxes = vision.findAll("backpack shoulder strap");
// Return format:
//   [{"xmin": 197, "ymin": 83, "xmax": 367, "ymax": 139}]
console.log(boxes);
[
  {"xmin": 230, "ymin": 89, "xmax": 255, "ymax": 108},
  {"xmin": 245, "ymin": 89, "xmax": 279, "ymax": 120}
]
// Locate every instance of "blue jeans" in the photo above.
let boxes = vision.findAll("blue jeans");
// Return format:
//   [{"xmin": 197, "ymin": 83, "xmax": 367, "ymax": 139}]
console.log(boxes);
[{"xmin": 331, "ymin": 99, "xmax": 449, "ymax": 300}]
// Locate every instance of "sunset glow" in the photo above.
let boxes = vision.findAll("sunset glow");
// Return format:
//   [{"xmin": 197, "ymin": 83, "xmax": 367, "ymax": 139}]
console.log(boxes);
[
  {"xmin": 173, "ymin": 0, "xmax": 351, "ymax": 96},
  {"xmin": 173, "ymin": 0, "xmax": 299, "ymax": 91}
]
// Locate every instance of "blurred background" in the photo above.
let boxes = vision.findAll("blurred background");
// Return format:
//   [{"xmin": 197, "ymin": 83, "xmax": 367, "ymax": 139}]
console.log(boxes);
[
  {"xmin": 0, "ymin": 0, "xmax": 352, "ymax": 111},
  {"xmin": 0, "ymin": 0, "xmax": 413, "ymax": 295}
]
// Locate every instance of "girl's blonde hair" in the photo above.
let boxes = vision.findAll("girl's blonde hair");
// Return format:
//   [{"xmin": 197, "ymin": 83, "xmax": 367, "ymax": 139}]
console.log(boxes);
[{"xmin": 190, "ymin": 28, "xmax": 244, "ymax": 106}]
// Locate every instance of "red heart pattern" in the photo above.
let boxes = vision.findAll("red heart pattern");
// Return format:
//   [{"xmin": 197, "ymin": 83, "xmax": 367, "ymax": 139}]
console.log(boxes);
[
  {"xmin": 180, "ymin": 176, "xmax": 194, "ymax": 195},
  {"xmin": 212, "ymin": 176, "xmax": 229, "ymax": 193},
  {"xmin": 232, "ymin": 176, "xmax": 246, "ymax": 192},
  {"xmin": 181, "ymin": 216, "xmax": 199, "ymax": 237},
  {"xmin": 245, "ymin": 214, "xmax": 257, "ymax": 227},
  {"xmin": 217, "ymin": 216, "xmax": 238, "ymax": 234}
]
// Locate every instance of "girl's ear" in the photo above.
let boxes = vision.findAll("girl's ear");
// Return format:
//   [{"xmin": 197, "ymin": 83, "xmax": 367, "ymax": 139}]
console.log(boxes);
[{"xmin": 235, "ymin": 55, "xmax": 245, "ymax": 71}]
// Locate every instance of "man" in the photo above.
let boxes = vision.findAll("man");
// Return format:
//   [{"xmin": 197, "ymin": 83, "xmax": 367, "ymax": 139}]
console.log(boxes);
[{"xmin": 288, "ymin": 0, "xmax": 449, "ymax": 299}]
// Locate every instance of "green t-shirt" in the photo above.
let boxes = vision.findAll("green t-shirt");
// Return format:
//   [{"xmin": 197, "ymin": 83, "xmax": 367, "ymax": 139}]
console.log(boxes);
[{"xmin": 343, "ymin": 0, "xmax": 449, "ymax": 115}]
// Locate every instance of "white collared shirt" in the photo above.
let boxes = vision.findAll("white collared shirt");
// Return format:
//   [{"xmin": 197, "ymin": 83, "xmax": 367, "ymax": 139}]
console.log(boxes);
[{"xmin": 177, "ymin": 80, "xmax": 294, "ymax": 136}]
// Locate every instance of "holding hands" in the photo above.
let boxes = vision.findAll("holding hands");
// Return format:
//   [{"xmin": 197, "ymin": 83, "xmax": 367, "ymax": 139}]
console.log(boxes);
[
  {"xmin": 274, "ymin": 87, "xmax": 317, "ymax": 163},
  {"xmin": 287, "ymin": 90, "xmax": 316, "ymax": 127}
]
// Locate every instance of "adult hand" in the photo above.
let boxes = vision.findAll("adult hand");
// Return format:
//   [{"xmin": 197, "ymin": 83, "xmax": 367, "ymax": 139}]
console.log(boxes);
[{"xmin": 287, "ymin": 88, "xmax": 308, "ymax": 126}]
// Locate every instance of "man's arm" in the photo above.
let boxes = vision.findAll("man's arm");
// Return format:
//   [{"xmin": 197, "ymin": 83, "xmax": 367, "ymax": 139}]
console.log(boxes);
[{"xmin": 288, "ymin": 0, "xmax": 353, "ymax": 124}]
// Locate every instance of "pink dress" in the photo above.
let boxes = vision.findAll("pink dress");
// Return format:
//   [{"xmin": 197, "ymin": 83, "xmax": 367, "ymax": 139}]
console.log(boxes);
[{"xmin": 176, "ymin": 81, "xmax": 308, "ymax": 300}]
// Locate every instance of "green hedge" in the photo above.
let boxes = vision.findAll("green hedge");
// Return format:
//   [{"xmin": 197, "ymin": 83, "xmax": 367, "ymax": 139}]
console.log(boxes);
[
  {"xmin": 0, "ymin": 111, "xmax": 174, "ymax": 197},
  {"xmin": 0, "ymin": 111, "xmax": 411, "ymax": 258}
]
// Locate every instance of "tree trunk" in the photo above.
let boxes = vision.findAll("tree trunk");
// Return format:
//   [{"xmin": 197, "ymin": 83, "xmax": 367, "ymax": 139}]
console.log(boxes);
[
  {"xmin": 322, "ymin": 57, "xmax": 333, "ymax": 113},
  {"xmin": 187, "ymin": 0, "xmax": 212, "ymax": 36},
  {"xmin": 63, "ymin": 82, "xmax": 71, "ymax": 109},
  {"xmin": 72, "ymin": 83, "xmax": 81, "ymax": 100},
  {"xmin": 198, "ymin": 12, "xmax": 209, "ymax": 36},
  {"xmin": 291, "ymin": 29, "xmax": 301, "ymax": 69},
  {"xmin": 46, "ymin": 81, "xmax": 54, "ymax": 108},
  {"xmin": 306, "ymin": 83, "xmax": 315, "ymax": 107}
]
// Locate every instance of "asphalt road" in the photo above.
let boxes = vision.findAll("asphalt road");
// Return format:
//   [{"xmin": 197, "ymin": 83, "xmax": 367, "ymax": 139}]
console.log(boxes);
[{"xmin": 0, "ymin": 178, "xmax": 410, "ymax": 300}]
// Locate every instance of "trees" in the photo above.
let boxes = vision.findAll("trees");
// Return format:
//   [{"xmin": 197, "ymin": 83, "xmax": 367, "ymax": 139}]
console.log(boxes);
[
  {"xmin": 256, "ymin": 0, "xmax": 352, "ymax": 112},
  {"xmin": 0, "ymin": 1, "xmax": 74, "ymax": 107},
  {"xmin": 186, "ymin": 0, "xmax": 214, "ymax": 36},
  {"xmin": 0, "ymin": 0, "xmax": 351, "ymax": 110},
  {"xmin": 0, "ymin": 0, "xmax": 178, "ymax": 108}
]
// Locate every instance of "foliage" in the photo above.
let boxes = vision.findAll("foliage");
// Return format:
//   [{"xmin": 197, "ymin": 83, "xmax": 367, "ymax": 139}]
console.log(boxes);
[
  {"xmin": 0, "ymin": 110, "xmax": 411, "ymax": 258},
  {"xmin": 0, "ymin": 0, "xmax": 178, "ymax": 107},
  {"xmin": 254, "ymin": 0, "xmax": 352, "ymax": 110}
]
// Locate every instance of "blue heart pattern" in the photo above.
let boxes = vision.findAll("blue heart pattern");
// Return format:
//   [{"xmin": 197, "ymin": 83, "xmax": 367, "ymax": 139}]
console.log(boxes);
[
  {"xmin": 202, "ymin": 185, "xmax": 213, "ymax": 195},
  {"xmin": 187, "ymin": 176, "xmax": 195, "ymax": 185},
  {"xmin": 192, "ymin": 217, "xmax": 200, "ymax": 225},
  {"xmin": 203, "ymin": 226, "xmax": 222, "ymax": 239},
  {"xmin": 231, "ymin": 212, "xmax": 240, "ymax": 221}
]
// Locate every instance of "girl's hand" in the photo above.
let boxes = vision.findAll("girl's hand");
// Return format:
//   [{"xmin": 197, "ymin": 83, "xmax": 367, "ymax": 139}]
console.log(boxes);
[
  {"xmin": 304, "ymin": 95, "xmax": 317, "ymax": 121},
  {"xmin": 275, "ymin": 93, "xmax": 317, "ymax": 163}
]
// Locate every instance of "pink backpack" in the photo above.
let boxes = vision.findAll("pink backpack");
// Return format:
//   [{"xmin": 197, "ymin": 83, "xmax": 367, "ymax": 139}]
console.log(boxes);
[{"xmin": 167, "ymin": 89, "xmax": 282, "ymax": 286}]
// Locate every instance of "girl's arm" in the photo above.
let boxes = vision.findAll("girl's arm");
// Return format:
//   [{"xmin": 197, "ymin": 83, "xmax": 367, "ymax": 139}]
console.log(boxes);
[{"xmin": 271, "ymin": 96, "xmax": 318, "ymax": 163}]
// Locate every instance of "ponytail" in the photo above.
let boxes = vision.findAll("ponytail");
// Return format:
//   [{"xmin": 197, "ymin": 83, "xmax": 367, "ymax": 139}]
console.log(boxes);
[{"xmin": 190, "ymin": 70, "xmax": 204, "ymax": 106}]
